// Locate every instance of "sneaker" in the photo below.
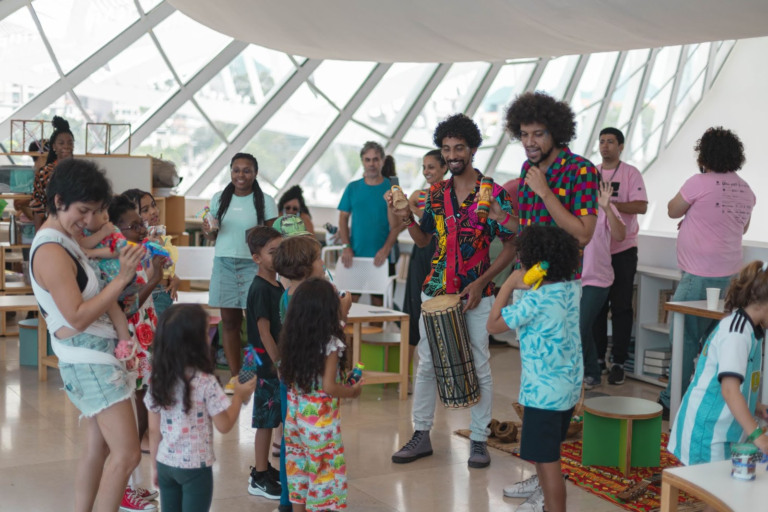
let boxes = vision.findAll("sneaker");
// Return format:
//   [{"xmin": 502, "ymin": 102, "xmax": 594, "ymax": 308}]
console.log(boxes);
[
  {"xmin": 583, "ymin": 375, "xmax": 600, "ymax": 390},
  {"xmin": 120, "ymin": 489, "xmax": 157, "ymax": 511},
  {"xmin": 131, "ymin": 487, "xmax": 159, "ymax": 501},
  {"xmin": 266, "ymin": 462, "xmax": 280, "ymax": 482},
  {"xmin": 392, "ymin": 430, "xmax": 433, "ymax": 463},
  {"xmin": 248, "ymin": 466, "xmax": 281, "ymax": 499},
  {"xmin": 468, "ymin": 440, "xmax": 490, "ymax": 468},
  {"xmin": 608, "ymin": 364, "xmax": 625, "ymax": 385},
  {"xmin": 516, "ymin": 486, "xmax": 545, "ymax": 512},
  {"xmin": 504, "ymin": 474, "xmax": 540, "ymax": 498},
  {"xmin": 224, "ymin": 376, "xmax": 237, "ymax": 395}
]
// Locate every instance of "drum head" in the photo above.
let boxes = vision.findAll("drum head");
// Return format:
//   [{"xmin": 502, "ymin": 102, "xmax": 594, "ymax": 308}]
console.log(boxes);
[{"xmin": 421, "ymin": 294, "xmax": 461, "ymax": 312}]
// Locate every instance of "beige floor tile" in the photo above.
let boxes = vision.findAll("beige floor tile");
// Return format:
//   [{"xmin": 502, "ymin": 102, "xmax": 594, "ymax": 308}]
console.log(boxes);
[{"xmin": 0, "ymin": 336, "xmax": 660, "ymax": 511}]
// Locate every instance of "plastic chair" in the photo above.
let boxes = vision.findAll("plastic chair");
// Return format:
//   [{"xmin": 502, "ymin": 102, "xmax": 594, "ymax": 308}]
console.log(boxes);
[
  {"xmin": 322, "ymin": 246, "xmax": 401, "ymax": 370},
  {"xmin": 174, "ymin": 246, "xmax": 215, "ymax": 281}
]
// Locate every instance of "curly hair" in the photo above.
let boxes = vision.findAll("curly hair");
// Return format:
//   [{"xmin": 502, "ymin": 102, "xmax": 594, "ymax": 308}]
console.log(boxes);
[
  {"xmin": 433, "ymin": 113, "xmax": 483, "ymax": 149},
  {"xmin": 695, "ymin": 127, "xmax": 745, "ymax": 173},
  {"xmin": 277, "ymin": 185, "xmax": 311, "ymax": 217},
  {"xmin": 273, "ymin": 236, "xmax": 321, "ymax": 280},
  {"xmin": 279, "ymin": 278, "xmax": 347, "ymax": 393},
  {"xmin": 149, "ymin": 304, "xmax": 214, "ymax": 414},
  {"xmin": 107, "ymin": 193, "xmax": 137, "ymax": 224},
  {"xmin": 725, "ymin": 261, "xmax": 768, "ymax": 313},
  {"xmin": 514, "ymin": 225, "xmax": 580, "ymax": 282},
  {"xmin": 505, "ymin": 92, "xmax": 576, "ymax": 147}
]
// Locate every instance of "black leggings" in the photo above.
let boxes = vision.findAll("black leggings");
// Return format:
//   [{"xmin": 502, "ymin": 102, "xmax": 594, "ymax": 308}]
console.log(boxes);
[{"xmin": 157, "ymin": 462, "xmax": 214, "ymax": 512}]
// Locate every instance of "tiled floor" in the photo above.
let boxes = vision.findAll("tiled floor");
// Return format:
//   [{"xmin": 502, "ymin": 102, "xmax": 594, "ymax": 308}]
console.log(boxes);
[{"xmin": 0, "ymin": 332, "xmax": 667, "ymax": 511}]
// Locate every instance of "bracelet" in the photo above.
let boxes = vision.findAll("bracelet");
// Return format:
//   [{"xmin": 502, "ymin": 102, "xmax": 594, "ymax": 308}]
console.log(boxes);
[
  {"xmin": 341, "ymin": 243, "xmax": 350, "ymax": 249},
  {"xmin": 747, "ymin": 426, "xmax": 764, "ymax": 443},
  {"xmin": 501, "ymin": 212, "xmax": 511, "ymax": 226}
]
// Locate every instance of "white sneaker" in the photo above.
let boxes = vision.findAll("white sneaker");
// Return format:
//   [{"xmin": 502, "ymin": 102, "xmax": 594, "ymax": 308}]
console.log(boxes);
[
  {"xmin": 503, "ymin": 473, "xmax": 540, "ymax": 498},
  {"xmin": 224, "ymin": 376, "xmax": 237, "ymax": 395},
  {"xmin": 516, "ymin": 487, "xmax": 545, "ymax": 512}
]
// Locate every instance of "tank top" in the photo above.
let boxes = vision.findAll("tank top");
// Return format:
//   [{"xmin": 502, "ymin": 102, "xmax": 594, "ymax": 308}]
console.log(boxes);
[{"xmin": 30, "ymin": 228, "xmax": 117, "ymax": 340}]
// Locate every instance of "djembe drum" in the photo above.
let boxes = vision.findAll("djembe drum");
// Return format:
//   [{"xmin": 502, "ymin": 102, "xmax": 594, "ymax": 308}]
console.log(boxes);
[{"xmin": 421, "ymin": 294, "xmax": 480, "ymax": 408}]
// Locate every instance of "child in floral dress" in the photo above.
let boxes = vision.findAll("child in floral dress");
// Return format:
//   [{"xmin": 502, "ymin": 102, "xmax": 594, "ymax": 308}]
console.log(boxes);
[{"xmin": 278, "ymin": 278, "xmax": 362, "ymax": 512}]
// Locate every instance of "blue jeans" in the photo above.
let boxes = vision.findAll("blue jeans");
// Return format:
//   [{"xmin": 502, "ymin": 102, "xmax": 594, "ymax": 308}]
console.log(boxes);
[
  {"xmin": 658, "ymin": 271, "xmax": 732, "ymax": 407},
  {"xmin": 580, "ymin": 286, "xmax": 610, "ymax": 381}
]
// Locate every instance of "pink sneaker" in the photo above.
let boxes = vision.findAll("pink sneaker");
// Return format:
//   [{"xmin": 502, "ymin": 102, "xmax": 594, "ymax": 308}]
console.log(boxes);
[{"xmin": 120, "ymin": 488, "xmax": 157, "ymax": 511}]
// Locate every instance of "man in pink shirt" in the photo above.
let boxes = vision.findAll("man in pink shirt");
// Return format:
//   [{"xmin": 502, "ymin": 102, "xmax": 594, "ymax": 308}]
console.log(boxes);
[
  {"xmin": 658, "ymin": 126, "xmax": 755, "ymax": 416},
  {"xmin": 592, "ymin": 128, "xmax": 648, "ymax": 386}
]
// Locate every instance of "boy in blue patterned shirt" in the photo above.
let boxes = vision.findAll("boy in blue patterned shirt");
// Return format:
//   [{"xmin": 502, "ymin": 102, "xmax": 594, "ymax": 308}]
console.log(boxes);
[{"xmin": 488, "ymin": 225, "xmax": 582, "ymax": 512}]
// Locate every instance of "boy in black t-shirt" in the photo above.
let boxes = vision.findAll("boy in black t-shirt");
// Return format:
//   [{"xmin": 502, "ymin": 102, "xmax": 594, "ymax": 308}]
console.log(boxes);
[{"xmin": 245, "ymin": 226, "xmax": 284, "ymax": 500}]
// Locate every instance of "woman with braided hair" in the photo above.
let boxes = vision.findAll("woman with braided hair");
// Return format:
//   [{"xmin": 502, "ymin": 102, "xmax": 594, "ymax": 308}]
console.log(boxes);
[
  {"xmin": 202, "ymin": 152, "xmax": 278, "ymax": 393},
  {"xmin": 29, "ymin": 115, "xmax": 75, "ymax": 228}
]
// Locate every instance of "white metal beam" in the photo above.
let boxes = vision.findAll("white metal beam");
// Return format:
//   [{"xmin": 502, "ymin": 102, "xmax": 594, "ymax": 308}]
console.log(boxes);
[
  {"xmin": 464, "ymin": 62, "xmax": 504, "ymax": 117},
  {"xmin": 624, "ymin": 48, "xmax": 659, "ymax": 149},
  {"xmin": 279, "ymin": 63, "xmax": 392, "ymax": 191},
  {"xmin": 585, "ymin": 51, "xmax": 628, "ymax": 156},
  {"xmin": 185, "ymin": 59, "xmax": 323, "ymax": 195},
  {"xmin": 0, "ymin": 0, "xmax": 28, "ymax": 22},
  {"xmin": 384, "ymin": 64, "xmax": 451, "ymax": 155},
  {"xmin": 0, "ymin": 1, "xmax": 176, "ymax": 137},
  {"xmin": 484, "ymin": 57, "xmax": 550, "ymax": 175},
  {"xmin": 112, "ymin": 40, "xmax": 248, "ymax": 154}
]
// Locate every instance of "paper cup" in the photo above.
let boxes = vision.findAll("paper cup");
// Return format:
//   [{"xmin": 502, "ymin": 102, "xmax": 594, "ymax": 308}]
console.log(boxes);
[{"xmin": 706, "ymin": 288, "xmax": 720, "ymax": 310}]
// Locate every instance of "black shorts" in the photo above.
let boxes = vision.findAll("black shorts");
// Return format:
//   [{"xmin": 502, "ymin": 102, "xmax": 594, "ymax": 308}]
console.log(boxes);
[
  {"xmin": 519, "ymin": 406, "xmax": 574, "ymax": 463},
  {"xmin": 251, "ymin": 376, "xmax": 282, "ymax": 429}
]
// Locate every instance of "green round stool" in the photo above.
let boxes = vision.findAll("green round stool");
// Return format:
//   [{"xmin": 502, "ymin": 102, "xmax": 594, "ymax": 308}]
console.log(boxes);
[{"xmin": 582, "ymin": 396, "xmax": 662, "ymax": 475}]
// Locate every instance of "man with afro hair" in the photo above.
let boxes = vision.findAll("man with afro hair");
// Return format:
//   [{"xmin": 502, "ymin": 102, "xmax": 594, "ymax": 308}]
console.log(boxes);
[
  {"xmin": 505, "ymin": 92, "xmax": 599, "ymax": 256},
  {"xmin": 388, "ymin": 113, "xmax": 517, "ymax": 470}
]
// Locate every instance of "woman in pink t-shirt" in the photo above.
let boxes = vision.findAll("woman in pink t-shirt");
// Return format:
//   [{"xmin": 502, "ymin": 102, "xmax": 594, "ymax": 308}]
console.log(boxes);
[
  {"xmin": 658, "ymin": 127, "xmax": 756, "ymax": 413},
  {"xmin": 580, "ymin": 181, "xmax": 625, "ymax": 389}
]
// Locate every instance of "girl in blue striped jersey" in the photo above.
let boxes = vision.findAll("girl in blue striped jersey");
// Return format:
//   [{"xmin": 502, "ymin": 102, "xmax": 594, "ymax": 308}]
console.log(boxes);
[{"xmin": 669, "ymin": 260, "xmax": 768, "ymax": 465}]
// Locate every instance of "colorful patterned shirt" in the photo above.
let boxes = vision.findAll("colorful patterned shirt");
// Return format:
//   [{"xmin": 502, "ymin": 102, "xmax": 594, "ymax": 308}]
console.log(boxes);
[
  {"xmin": 517, "ymin": 147, "xmax": 599, "ymax": 277},
  {"xmin": 144, "ymin": 371, "xmax": 230, "ymax": 469},
  {"xmin": 419, "ymin": 170, "xmax": 515, "ymax": 298}
]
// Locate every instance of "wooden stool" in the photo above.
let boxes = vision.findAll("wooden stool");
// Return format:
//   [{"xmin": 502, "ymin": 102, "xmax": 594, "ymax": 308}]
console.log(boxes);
[{"xmin": 582, "ymin": 396, "xmax": 662, "ymax": 475}]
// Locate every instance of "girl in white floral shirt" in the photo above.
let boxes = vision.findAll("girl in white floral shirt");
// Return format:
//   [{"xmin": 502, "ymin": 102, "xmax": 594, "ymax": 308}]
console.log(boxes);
[{"xmin": 145, "ymin": 304, "xmax": 256, "ymax": 512}]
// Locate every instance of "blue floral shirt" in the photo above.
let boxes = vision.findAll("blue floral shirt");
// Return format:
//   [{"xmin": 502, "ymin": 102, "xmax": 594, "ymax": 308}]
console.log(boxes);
[{"xmin": 502, "ymin": 281, "xmax": 583, "ymax": 411}]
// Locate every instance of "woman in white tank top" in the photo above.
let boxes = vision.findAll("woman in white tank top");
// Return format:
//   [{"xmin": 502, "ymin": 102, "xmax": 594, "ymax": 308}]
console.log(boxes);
[{"xmin": 30, "ymin": 158, "xmax": 145, "ymax": 512}]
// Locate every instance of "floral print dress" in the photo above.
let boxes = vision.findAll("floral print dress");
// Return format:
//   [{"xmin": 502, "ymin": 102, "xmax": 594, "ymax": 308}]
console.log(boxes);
[{"xmin": 284, "ymin": 337, "xmax": 347, "ymax": 511}]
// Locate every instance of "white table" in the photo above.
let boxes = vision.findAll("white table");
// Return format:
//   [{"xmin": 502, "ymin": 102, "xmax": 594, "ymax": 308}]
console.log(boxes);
[
  {"xmin": 664, "ymin": 300, "xmax": 728, "ymax": 423},
  {"xmin": 661, "ymin": 459, "xmax": 768, "ymax": 511},
  {"xmin": 347, "ymin": 303, "xmax": 410, "ymax": 400}
]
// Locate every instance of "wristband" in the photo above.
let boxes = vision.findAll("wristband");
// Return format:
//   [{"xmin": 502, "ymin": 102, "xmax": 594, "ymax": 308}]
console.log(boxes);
[
  {"xmin": 747, "ymin": 426, "xmax": 764, "ymax": 443},
  {"xmin": 342, "ymin": 243, "xmax": 350, "ymax": 249},
  {"xmin": 501, "ymin": 212, "xmax": 512, "ymax": 226},
  {"xmin": 407, "ymin": 218, "xmax": 417, "ymax": 228}
]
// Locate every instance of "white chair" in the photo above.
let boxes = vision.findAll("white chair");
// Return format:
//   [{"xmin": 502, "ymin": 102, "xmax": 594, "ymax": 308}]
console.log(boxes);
[
  {"xmin": 321, "ymin": 246, "xmax": 396, "ymax": 308},
  {"xmin": 322, "ymin": 246, "xmax": 402, "ymax": 370},
  {"xmin": 174, "ymin": 246, "xmax": 216, "ymax": 281}
]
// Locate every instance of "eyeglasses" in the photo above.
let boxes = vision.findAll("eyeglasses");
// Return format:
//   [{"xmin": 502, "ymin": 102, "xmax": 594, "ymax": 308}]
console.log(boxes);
[{"xmin": 119, "ymin": 222, "xmax": 145, "ymax": 232}]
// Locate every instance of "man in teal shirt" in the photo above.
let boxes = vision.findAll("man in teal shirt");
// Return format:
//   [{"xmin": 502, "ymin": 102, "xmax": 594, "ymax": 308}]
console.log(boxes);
[{"xmin": 337, "ymin": 141, "xmax": 399, "ymax": 271}]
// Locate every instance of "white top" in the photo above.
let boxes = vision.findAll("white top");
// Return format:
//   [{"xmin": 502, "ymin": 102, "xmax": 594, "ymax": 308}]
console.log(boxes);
[{"xmin": 30, "ymin": 228, "xmax": 116, "ymax": 340}]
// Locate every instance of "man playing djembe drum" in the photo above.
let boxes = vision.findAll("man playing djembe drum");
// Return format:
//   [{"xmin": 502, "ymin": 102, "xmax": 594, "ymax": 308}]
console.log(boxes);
[{"xmin": 388, "ymin": 114, "xmax": 517, "ymax": 468}]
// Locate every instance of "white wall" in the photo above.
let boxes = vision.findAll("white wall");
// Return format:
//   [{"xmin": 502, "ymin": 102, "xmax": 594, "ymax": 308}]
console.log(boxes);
[{"xmin": 641, "ymin": 36, "xmax": 768, "ymax": 243}]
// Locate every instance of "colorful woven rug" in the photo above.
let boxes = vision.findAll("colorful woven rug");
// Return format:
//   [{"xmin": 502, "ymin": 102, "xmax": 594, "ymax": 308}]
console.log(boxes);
[{"xmin": 455, "ymin": 431, "xmax": 701, "ymax": 512}]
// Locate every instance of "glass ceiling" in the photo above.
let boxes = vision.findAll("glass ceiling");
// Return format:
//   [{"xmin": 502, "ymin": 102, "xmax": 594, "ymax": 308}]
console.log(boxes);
[{"xmin": 0, "ymin": 1, "xmax": 735, "ymax": 207}]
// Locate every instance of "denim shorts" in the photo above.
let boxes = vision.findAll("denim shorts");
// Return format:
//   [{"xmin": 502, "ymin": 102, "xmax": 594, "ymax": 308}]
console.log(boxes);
[
  {"xmin": 152, "ymin": 284, "xmax": 173, "ymax": 318},
  {"xmin": 252, "ymin": 376, "xmax": 282, "ymax": 428},
  {"xmin": 208, "ymin": 257, "xmax": 257, "ymax": 309},
  {"xmin": 57, "ymin": 332, "xmax": 133, "ymax": 418}
]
